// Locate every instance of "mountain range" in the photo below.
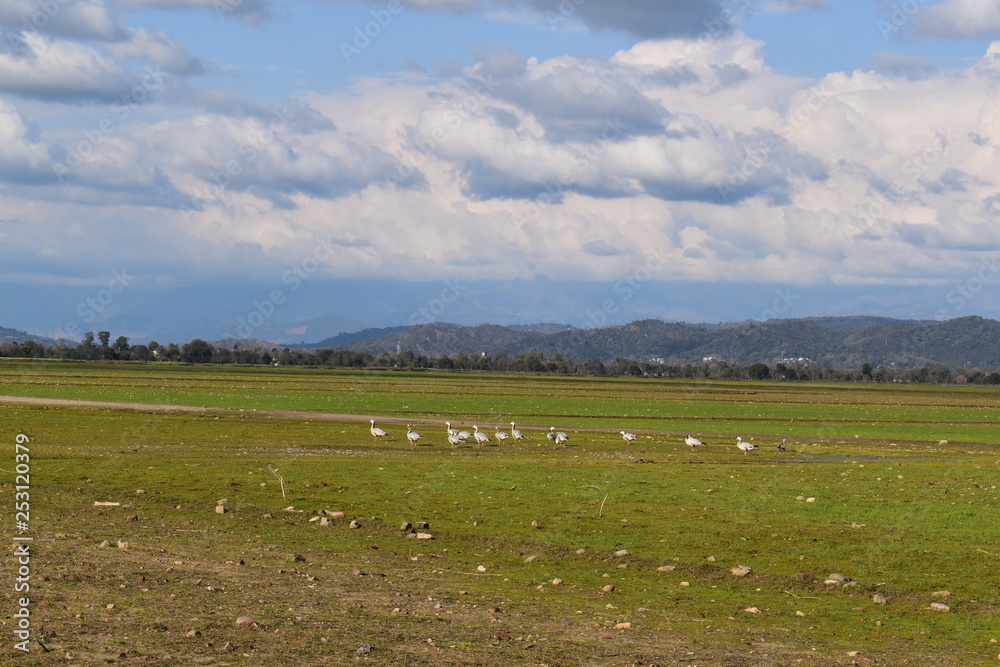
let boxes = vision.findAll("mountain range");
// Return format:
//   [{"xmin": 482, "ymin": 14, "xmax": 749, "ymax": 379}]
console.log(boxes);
[{"xmin": 307, "ymin": 316, "xmax": 1000, "ymax": 369}]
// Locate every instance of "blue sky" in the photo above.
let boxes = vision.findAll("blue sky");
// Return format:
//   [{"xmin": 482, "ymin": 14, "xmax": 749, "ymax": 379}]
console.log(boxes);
[{"xmin": 4, "ymin": 0, "xmax": 1000, "ymax": 341}]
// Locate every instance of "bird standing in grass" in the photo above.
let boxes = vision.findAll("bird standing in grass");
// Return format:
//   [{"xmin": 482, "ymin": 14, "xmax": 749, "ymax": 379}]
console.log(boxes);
[
  {"xmin": 685, "ymin": 435, "xmax": 705, "ymax": 451},
  {"xmin": 547, "ymin": 426, "xmax": 557, "ymax": 444},
  {"xmin": 553, "ymin": 428, "xmax": 569, "ymax": 447},
  {"xmin": 406, "ymin": 425, "xmax": 421, "ymax": 446},
  {"xmin": 777, "ymin": 439, "xmax": 787, "ymax": 453},
  {"xmin": 370, "ymin": 419, "xmax": 387, "ymax": 441},
  {"xmin": 447, "ymin": 433, "xmax": 463, "ymax": 447},
  {"xmin": 736, "ymin": 436, "xmax": 758, "ymax": 455},
  {"xmin": 446, "ymin": 421, "xmax": 459, "ymax": 437},
  {"xmin": 495, "ymin": 427, "xmax": 509, "ymax": 444},
  {"xmin": 620, "ymin": 431, "xmax": 637, "ymax": 444},
  {"xmin": 510, "ymin": 422, "xmax": 523, "ymax": 441},
  {"xmin": 473, "ymin": 425, "xmax": 491, "ymax": 446}
]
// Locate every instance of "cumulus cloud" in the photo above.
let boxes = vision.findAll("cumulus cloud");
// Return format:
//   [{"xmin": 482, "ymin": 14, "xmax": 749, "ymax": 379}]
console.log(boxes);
[
  {"xmin": 912, "ymin": 0, "xmax": 1000, "ymax": 40},
  {"xmin": 0, "ymin": 0, "xmax": 121, "ymax": 41},
  {"xmin": 104, "ymin": 28, "xmax": 212, "ymax": 75},
  {"xmin": 0, "ymin": 30, "xmax": 139, "ymax": 102}
]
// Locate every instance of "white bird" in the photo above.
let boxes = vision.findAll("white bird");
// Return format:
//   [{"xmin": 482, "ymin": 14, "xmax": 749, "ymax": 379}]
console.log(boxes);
[
  {"xmin": 547, "ymin": 426, "xmax": 557, "ymax": 443},
  {"xmin": 685, "ymin": 435, "xmax": 704, "ymax": 451},
  {"xmin": 777, "ymin": 438, "xmax": 787, "ymax": 453},
  {"xmin": 473, "ymin": 425, "xmax": 491, "ymax": 446},
  {"xmin": 406, "ymin": 425, "xmax": 421, "ymax": 446},
  {"xmin": 447, "ymin": 433, "xmax": 463, "ymax": 447},
  {"xmin": 549, "ymin": 427, "xmax": 568, "ymax": 447},
  {"xmin": 445, "ymin": 421, "xmax": 459, "ymax": 437},
  {"xmin": 620, "ymin": 430, "xmax": 637, "ymax": 444},
  {"xmin": 370, "ymin": 419, "xmax": 387, "ymax": 441},
  {"xmin": 457, "ymin": 429, "xmax": 471, "ymax": 442},
  {"xmin": 495, "ymin": 427, "xmax": 509, "ymax": 444},
  {"xmin": 510, "ymin": 422, "xmax": 523, "ymax": 441},
  {"xmin": 736, "ymin": 436, "xmax": 758, "ymax": 455}
]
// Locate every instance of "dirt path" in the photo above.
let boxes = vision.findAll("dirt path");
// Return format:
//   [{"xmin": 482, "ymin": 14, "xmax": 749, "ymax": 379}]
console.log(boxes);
[{"xmin": 0, "ymin": 394, "xmax": 592, "ymax": 434}]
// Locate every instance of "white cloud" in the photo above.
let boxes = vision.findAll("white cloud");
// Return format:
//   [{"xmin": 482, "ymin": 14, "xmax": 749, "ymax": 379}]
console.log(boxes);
[
  {"xmin": 105, "ymin": 28, "xmax": 212, "ymax": 75},
  {"xmin": 913, "ymin": 0, "xmax": 1000, "ymax": 39},
  {"xmin": 0, "ymin": 0, "xmax": 120, "ymax": 41},
  {"xmin": 121, "ymin": 0, "xmax": 288, "ymax": 26}
]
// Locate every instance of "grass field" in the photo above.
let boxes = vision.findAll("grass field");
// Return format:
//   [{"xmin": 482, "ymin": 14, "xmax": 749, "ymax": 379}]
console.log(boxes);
[{"xmin": 2, "ymin": 360, "xmax": 1000, "ymax": 665}]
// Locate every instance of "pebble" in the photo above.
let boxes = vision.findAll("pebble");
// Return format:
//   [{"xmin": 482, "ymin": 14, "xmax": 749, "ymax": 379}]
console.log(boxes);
[
  {"xmin": 215, "ymin": 505, "xmax": 226, "ymax": 514},
  {"xmin": 826, "ymin": 573, "xmax": 849, "ymax": 583},
  {"xmin": 657, "ymin": 565, "xmax": 676, "ymax": 572},
  {"xmin": 848, "ymin": 651, "xmax": 860, "ymax": 657},
  {"xmin": 745, "ymin": 607, "xmax": 761, "ymax": 614},
  {"xmin": 602, "ymin": 584, "xmax": 614, "ymax": 592},
  {"xmin": 706, "ymin": 555, "xmax": 716, "ymax": 562},
  {"xmin": 614, "ymin": 549, "xmax": 629, "ymax": 557},
  {"xmin": 99, "ymin": 540, "xmax": 110, "ymax": 548},
  {"xmin": 679, "ymin": 582, "xmax": 690, "ymax": 587},
  {"xmin": 263, "ymin": 513, "xmax": 273, "ymax": 519},
  {"xmin": 524, "ymin": 555, "xmax": 538, "ymax": 563},
  {"xmin": 477, "ymin": 565, "xmax": 487, "ymax": 572},
  {"xmin": 731, "ymin": 565, "xmax": 752, "ymax": 577},
  {"xmin": 873, "ymin": 594, "xmax": 888, "ymax": 604},
  {"xmin": 932, "ymin": 590, "xmax": 952, "ymax": 597},
  {"xmin": 135, "ymin": 489, "xmax": 146, "ymax": 495},
  {"xmin": 235, "ymin": 616, "xmax": 255, "ymax": 627},
  {"xmin": 615, "ymin": 622, "xmax": 632, "ymax": 629},
  {"xmin": 292, "ymin": 554, "xmax": 306, "ymax": 563},
  {"xmin": 117, "ymin": 540, "xmax": 129, "ymax": 550},
  {"xmin": 929, "ymin": 602, "xmax": 950, "ymax": 612},
  {"xmin": 349, "ymin": 520, "xmax": 360, "ymax": 529},
  {"xmin": 552, "ymin": 578, "xmax": 563, "ymax": 586}
]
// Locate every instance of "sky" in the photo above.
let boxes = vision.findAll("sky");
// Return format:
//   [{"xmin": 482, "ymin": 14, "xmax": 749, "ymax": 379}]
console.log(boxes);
[{"xmin": 3, "ymin": 0, "xmax": 1000, "ymax": 342}]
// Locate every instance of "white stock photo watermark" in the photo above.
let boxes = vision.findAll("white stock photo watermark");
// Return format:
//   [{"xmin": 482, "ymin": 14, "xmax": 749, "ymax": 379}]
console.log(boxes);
[
  {"xmin": 339, "ymin": 0, "xmax": 403, "ymax": 63},
  {"xmin": 585, "ymin": 246, "xmax": 670, "ymax": 327},
  {"xmin": 384, "ymin": 74, "xmax": 501, "ymax": 187},
  {"xmin": 509, "ymin": 117, "xmax": 627, "ymax": 226},
  {"xmin": 409, "ymin": 279, "xmax": 468, "ymax": 326},
  {"xmin": 935, "ymin": 255, "xmax": 1000, "ymax": 321},
  {"xmin": 12, "ymin": 433, "xmax": 32, "ymax": 653},
  {"xmin": 181, "ymin": 103, "xmax": 296, "ymax": 221},
  {"xmin": 52, "ymin": 67, "xmax": 167, "ymax": 182},
  {"xmin": 57, "ymin": 268, "xmax": 134, "ymax": 340},
  {"xmin": 228, "ymin": 238, "xmax": 337, "ymax": 339}
]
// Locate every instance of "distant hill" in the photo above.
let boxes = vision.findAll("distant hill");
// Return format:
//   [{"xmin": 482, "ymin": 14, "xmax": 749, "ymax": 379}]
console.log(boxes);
[
  {"xmin": 0, "ymin": 326, "xmax": 69, "ymax": 346},
  {"xmin": 297, "ymin": 325, "xmax": 411, "ymax": 350},
  {"xmin": 318, "ymin": 316, "xmax": 1000, "ymax": 368}
]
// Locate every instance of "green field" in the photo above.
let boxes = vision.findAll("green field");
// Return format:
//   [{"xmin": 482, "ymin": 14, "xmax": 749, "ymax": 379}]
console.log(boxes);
[{"xmin": 2, "ymin": 360, "xmax": 1000, "ymax": 665}]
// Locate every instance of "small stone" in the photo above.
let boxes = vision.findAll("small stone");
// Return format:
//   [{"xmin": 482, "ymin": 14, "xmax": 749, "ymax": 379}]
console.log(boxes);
[
  {"xmin": 126, "ymin": 514, "xmax": 138, "ymax": 522},
  {"xmin": 531, "ymin": 521, "xmax": 539, "ymax": 528},
  {"xmin": 602, "ymin": 584, "xmax": 615, "ymax": 592},
  {"xmin": 235, "ymin": 616, "xmax": 255, "ymax": 627},
  {"xmin": 657, "ymin": 565, "xmax": 676, "ymax": 572},
  {"xmin": 679, "ymin": 581, "xmax": 690, "ymax": 587},
  {"xmin": 356, "ymin": 643, "xmax": 373, "ymax": 655},
  {"xmin": 929, "ymin": 602, "xmax": 950, "ymax": 612},
  {"xmin": 745, "ymin": 607, "xmax": 761, "ymax": 614},
  {"xmin": 324, "ymin": 510, "xmax": 344, "ymax": 517},
  {"xmin": 806, "ymin": 497, "xmax": 816, "ymax": 502},
  {"xmin": 349, "ymin": 520, "xmax": 360, "ymax": 529},
  {"xmin": 873, "ymin": 594, "xmax": 888, "ymax": 605},
  {"xmin": 615, "ymin": 622, "xmax": 632, "ymax": 629},
  {"xmin": 614, "ymin": 549, "xmax": 629, "ymax": 557},
  {"xmin": 400, "ymin": 522, "xmax": 412, "ymax": 532},
  {"xmin": 106, "ymin": 603, "xmax": 115, "ymax": 610},
  {"xmin": 524, "ymin": 555, "xmax": 538, "ymax": 563},
  {"xmin": 796, "ymin": 495, "xmax": 805, "ymax": 501},
  {"xmin": 797, "ymin": 571, "xmax": 814, "ymax": 581},
  {"xmin": 826, "ymin": 573, "xmax": 849, "ymax": 583},
  {"xmin": 848, "ymin": 651, "xmax": 860, "ymax": 657},
  {"xmin": 415, "ymin": 533, "xmax": 433, "ymax": 540},
  {"xmin": 292, "ymin": 554, "xmax": 306, "ymax": 563},
  {"xmin": 795, "ymin": 610, "xmax": 806, "ymax": 617},
  {"xmin": 217, "ymin": 499, "xmax": 227, "ymax": 505},
  {"xmin": 263, "ymin": 513, "xmax": 273, "ymax": 519},
  {"xmin": 477, "ymin": 565, "xmax": 487, "ymax": 572},
  {"xmin": 222, "ymin": 641, "xmax": 234, "ymax": 652},
  {"xmin": 215, "ymin": 505, "xmax": 226, "ymax": 514},
  {"xmin": 117, "ymin": 540, "xmax": 128, "ymax": 550},
  {"xmin": 932, "ymin": 590, "xmax": 952, "ymax": 597},
  {"xmin": 135, "ymin": 489, "xmax": 146, "ymax": 495},
  {"xmin": 99, "ymin": 540, "xmax": 110, "ymax": 548},
  {"xmin": 185, "ymin": 630, "xmax": 200, "ymax": 638},
  {"xmin": 320, "ymin": 517, "xmax": 330, "ymax": 526},
  {"xmin": 731, "ymin": 565, "xmax": 752, "ymax": 577},
  {"xmin": 552, "ymin": 578, "xmax": 563, "ymax": 585},
  {"xmin": 706, "ymin": 555, "xmax": 716, "ymax": 562},
  {"xmin": 575, "ymin": 548, "xmax": 586, "ymax": 555},
  {"xmin": 414, "ymin": 521, "xmax": 429, "ymax": 529}
]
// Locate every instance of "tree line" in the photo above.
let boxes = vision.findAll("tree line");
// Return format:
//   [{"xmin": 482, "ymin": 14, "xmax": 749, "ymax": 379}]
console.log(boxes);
[{"xmin": 3, "ymin": 331, "xmax": 1000, "ymax": 385}]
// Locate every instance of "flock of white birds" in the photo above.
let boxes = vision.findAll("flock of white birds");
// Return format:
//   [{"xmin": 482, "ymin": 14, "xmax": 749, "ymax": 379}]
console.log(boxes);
[{"xmin": 369, "ymin": 419, "xmax": 788, "ymax": 455}]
